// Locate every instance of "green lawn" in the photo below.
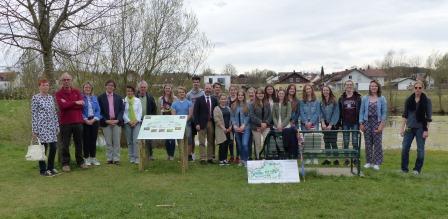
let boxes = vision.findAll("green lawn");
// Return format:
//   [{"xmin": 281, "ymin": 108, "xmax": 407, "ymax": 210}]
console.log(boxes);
[{"xmin": 1, "ymin": 100, "xmax": 448, "ymax": 218}]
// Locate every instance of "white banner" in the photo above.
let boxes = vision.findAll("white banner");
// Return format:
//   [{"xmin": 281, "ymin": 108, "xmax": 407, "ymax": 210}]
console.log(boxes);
[
  {"xmin": 137, "ymin": 115, "xmax": 187, "ymax": 140},
  {"xmin": 247, "ymin": 160, "xmax": 300, "ymax": 184}
]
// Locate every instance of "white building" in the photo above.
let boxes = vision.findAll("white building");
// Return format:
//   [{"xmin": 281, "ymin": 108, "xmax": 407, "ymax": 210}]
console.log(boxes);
[
  {"xmin": 325, "ymin": 68, "xmax": 386, "ymax": 91},
  {"xmin": 203, "ymin": 75, "xmax": 231, "ymax": 90},
  {"xmin": 391, "ymin": 78, "xmax": 416, "ymax": 90}
]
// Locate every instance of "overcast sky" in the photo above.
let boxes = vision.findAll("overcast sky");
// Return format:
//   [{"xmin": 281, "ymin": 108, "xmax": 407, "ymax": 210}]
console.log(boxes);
[{"xmin": 185, "ymin": 0, "xmax": 448, "ymax": 74}]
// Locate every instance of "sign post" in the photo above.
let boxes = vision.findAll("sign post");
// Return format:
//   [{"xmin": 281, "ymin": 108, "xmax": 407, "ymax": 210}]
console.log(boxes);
[{"xmin": 137, "ymin": 115, "xmax": 188, "ymax": 172}]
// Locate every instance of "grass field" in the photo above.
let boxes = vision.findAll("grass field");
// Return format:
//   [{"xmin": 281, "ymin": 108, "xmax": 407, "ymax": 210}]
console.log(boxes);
[{"xmin": 1, "ymin": 100, "xmax": 448, "ymax": 218}]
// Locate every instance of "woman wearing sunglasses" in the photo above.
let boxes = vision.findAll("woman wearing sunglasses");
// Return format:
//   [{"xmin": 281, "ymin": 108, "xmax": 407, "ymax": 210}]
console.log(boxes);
[{"xmin": 400, "ymin": 80, "xmax": 432, "ymax": 175}]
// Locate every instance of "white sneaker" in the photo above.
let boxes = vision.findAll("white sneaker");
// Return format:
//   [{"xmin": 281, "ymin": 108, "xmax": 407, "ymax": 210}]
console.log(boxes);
[
  {"xmin": 305, "ymin": 159, "xmax": 311, "ymax": 165},
  {"xmin": 191, "ymin": 153, "xmax": 196, "ymax": 161},
  {"xmin": 413, "ymin": 170, "xmax": 420, "ymax": 175},
  {"xmin": 312, "ymin": 159, "xmax": 319, "ymax": 165},
  {"xmin": 84, "ymin": 158, "xmax": 92, "ymax": 166},
  {"xmin": 91, "ymin": 157, "xmax": 100, "ymax": 166},
  {"xmin": 372, "ymin": 165, "xmax": 380, "ymax": 170},
  {"xmin": 364, "ymin": 163, "xmax": 372, "ymax": 168}
]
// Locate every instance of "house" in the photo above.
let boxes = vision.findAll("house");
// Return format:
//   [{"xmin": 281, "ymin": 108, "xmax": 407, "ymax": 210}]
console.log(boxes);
[
  {"xmin": 324, "ymin": 68, "xmax": 386, "ymax": 91},
  {"xmin": 204, "ymin": 75, "xmax": 231, "ymax": 90},
  {"xmin": 231, "ymin": 74, "xmax": 250, "ymax": 90},
  {"xmin": 273, "ymin": 72, "xmax": 310, "ymax": 91},
  {"xmin": 390, "ymin": 78, "xmax": 416, "ymax": 90},
  {"xmin": 0, "ymin": 71, "xmax": 18, "ymax": 91}
]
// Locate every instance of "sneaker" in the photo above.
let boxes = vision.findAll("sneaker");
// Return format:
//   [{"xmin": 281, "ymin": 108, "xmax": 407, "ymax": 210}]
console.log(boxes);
[
  {"xmin": 372, "ymin": 165, "xmax": 380, "ymax": 170},
  {"xmin": 50, "ymin": 169, "xmax": 60, "ymax": 175},
  {"xmin": 91, "ymin": 158, "xmax": 100, "ymax": 166},
  {"xmin": 413, "ymin": 170, "xmax": 420, "ymax": 175},
  {"xmin": 241, "ymin": 161, "xmax": 247, "ymax": 167},
  {"xmin": 219, "ymin": 161, "xmax": 226, "ymax": 166},
  {"xmin": 364, "ymin": 163, "xmax": 372, "ymax": 168},
  {"xmin": 322, "ymin": 160, "xmax": 331, "ymax": 165},
  {"xmin": 191, "ymin": 153, "xmax": 196, "ymax": 161},
  {"xmin": 304, "ymin": 159, "xmax": 311, "ymax": 165},
  {"xmin": 84, "ymin": 157, "xmax": 92, "ymax": 166},
  {"xmin": 41, "ymin": 170, "xmax": 54, "ymax": 177},
  {"xmin": 333, "ymin": 160, "xmax": 340, "ymax": 166},
  {"xmin": 228, "ymin": 157, "xmax": 234, "ymax": 163},
  {"xmin": 344, "ymin": 159, "xmax": 350, "ymax": 166},
  {"xmin": 312, "ymin": 159, "xmax": 319, "ymax": 165},
  {"xmin": 62, "ymin": 165, "xmax": 71, "ymax": 172},
  {"xmin": 223, "ymin": 160, "xmax": 230, "ymax": 166},
  {"xmin": 107, "ymin": 160, "xmax": 114, "ymax": 164},
  {"xmin": 234, "ymin": 157, "xmax": 240, "ymax": 164},
  {"xmin": 80, "ymin": 163, "xmax": 89, "ymax": 169}
]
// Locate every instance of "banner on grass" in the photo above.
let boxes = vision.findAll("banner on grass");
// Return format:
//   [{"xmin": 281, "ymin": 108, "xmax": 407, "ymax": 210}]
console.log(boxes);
[
  {"xmin": 137, "ymin": 115, "xmax": 187, "ymax": 140},
  {"xmin": 247, "ymin": 160, "xmax": 300, "ymax": 184}
]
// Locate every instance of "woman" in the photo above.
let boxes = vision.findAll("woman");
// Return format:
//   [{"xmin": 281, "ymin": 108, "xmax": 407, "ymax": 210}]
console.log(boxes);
[
  {"xmin": 172, "ymin": 86, "xmax": 193, "ymax": 167},
  {"xmin": 227, "ymin": 85, "xmax": 239, "ymax": 163},
  {"xmin": 360, "ymin": 80, "xmax": 387, "ymax": 170},
  {"xmin": 31, "ymin": 79, "xmax": 59, "ymax": 176},
  {"xmin": 299, "ymin": 84, "xmax": 320, "ymax": 164},
  {"xmin": 272, "ymin": 89, "xmax": 291, "ymax": 131},
  {"xmin": 231, "ymin": 90, "xmax": 251, "ymax": 167},
  {"xmin": 246, "ymin": 87, "xmax": 255, "ymax": 159},
  {"xmin": 214, "ymin": 94, "xmax": 233, "ymax": 165},
  {"xmin": 159, "ymin": 84, "xmax": 178, "ymax": 160},
  {"xmin": 286, "ymin": 84, "xmax": 300, "ymax": 127},
  {"xmin": 249, "ymin": 88, "xmax": 272, "ymax": 159},
  {"xmin": 400, "ymin": 80, "xmax": 432, "ymax": 175},
  {"xmin": 123, "ymin": 85, "xmax": 143, "ymax": 164},
  {"xmin": 247, "ymin": 87, "xmax": 256, "ymax": 103},
  {"xmin": 81, "ymin": 82, "xmax": 101, "ymax": 166},
  {"xmin": 264, "ymin": 84, "xmax": 277, "ymax": 113},
  {"xmin": 320, "ymin": 85, "xmax": 340, "ymax": 165}
]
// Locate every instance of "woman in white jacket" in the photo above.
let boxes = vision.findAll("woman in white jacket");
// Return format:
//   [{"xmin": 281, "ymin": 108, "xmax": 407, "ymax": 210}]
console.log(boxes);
[{"xmin": 123, "ymin": 85, "xmax": 143, "ymax": 164}]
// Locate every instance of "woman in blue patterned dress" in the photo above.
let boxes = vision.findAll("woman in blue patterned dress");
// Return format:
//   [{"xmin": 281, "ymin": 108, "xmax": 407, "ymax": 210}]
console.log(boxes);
[{"xmin": 31, "ymin": 79, "xmax": 60, "ymax": 177}]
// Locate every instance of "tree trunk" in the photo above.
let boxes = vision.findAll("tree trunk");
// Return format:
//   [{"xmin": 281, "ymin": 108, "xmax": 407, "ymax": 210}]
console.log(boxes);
[{"xmin": 42, "ymin": 47, "xmax": 55, "ymax": 85}]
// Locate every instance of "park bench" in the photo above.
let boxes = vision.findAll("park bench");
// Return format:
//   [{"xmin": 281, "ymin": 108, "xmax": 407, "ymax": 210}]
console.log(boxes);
[{"xmin": 261, "ymin": 129, "xmax": 361, "ymax": 176}]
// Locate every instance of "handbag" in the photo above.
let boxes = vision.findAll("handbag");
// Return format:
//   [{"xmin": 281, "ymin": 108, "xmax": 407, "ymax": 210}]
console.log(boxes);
[{"xmin": 25, "ymin": 138, "xmax": 47, "ymax": 161}]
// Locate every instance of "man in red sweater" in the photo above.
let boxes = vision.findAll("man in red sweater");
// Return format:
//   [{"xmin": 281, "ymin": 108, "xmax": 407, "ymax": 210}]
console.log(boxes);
[{"xmin": 55, "ymin": 73, "xmax": 88, "ymax": 172}]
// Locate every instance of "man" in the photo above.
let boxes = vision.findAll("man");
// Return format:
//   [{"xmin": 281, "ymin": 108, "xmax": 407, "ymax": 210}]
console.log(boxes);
[
  {"xmin": 55, "ymin": 72, "xmax": 87, "ymax": 171},
  {"xmin": 186, "ymin": 75, "xmax": 204, "ymax": 160},
  {"xmin": 212, "ymin": 82, "xmax": 222, "ymax": 99},
  {"xmin": 338, "ymin": 80, "xmax": 362, "ymax": 166},
  {"xmin": 193, "ymin": 83, "xmax": 218, "ymax": 164},
  {"xmin": 98, "ymin": 80, "xmax": 125, "ymax": 165},
  {"xmin": 400, "ymin": 80, "xmax": 432, "ymax": 175},
  {"xmin": 136, "ymin": 80, "xmax": 157, "ymax": 160}
]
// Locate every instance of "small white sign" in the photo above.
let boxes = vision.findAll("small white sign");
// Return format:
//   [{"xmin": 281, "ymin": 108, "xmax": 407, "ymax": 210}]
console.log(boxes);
[
  {"xmin": 137, "ymin": 115, "xmax": 187, "ymax": 140},
  {"xmin": 247, "ymin": 160, "xmax": 300, "ymax": 184}
]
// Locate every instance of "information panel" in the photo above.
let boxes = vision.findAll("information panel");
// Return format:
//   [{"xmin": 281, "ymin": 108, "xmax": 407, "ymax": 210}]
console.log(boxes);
[
  {"xmin": 247, "ymin": 160, "xmax": 300, "ymax": 184},
  {"xmin": 137, "ymin": 115, "xmax": 187, "ymax": 140}
]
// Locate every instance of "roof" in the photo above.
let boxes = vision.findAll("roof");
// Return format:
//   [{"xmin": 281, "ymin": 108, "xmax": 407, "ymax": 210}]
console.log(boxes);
[
  {"xmin": 390, "ymin": 77, "xmax": 415, "ymax": 83},
  {"xmin": 0, "ymin": 71, "xmax": 17, "ymax": 81},
  {"xmin": 363, "ymin": 68, "xmax": 387, "ymax": 77},
  {"xmin": 275, "ymin": 72, "xmax": 310, "ymax": 84}
]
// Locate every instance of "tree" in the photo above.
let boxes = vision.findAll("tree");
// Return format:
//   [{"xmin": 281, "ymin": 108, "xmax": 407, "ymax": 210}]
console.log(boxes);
[
  {"xmin": 433, "ymin": 53, "xmax": 448, "ymax": 113},
  {"xmin": 222, "ymin": 64, "xmax": 237, "ymax": 76},
  {"xmin": 0, "ymin": 0, "xmax": 121, "ymax": 83}
]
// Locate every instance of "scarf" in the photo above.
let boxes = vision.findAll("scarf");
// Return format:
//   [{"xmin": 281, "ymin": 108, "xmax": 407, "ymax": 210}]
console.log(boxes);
[
  {"xmin": 128, "ymin": 96, "xmax": 137, "ymax": 122},
  {"xmin": 405, "ymin": 92, "xmax": 430, "ymax": 129}
]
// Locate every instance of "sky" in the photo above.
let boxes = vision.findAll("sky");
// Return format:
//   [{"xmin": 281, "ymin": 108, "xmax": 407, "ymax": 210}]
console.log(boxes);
[{"xmin": 184, "ymin": 0, "xmax": 448, "ymax": 74}]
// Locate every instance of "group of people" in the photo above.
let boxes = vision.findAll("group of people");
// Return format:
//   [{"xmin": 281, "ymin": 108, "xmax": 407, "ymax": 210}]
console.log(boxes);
[{"xmin": 31, "ymin": 73, "xmax": 432, "ymax": 177}]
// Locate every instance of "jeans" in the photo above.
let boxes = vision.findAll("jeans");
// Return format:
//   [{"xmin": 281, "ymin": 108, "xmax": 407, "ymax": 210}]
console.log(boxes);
[
  {"xmin": 38, "ymin": 142, "xmax": 57, "ymax": 173},
  {"xmin": 248, "ymin": 132, "xmax": 253, "ymax": 159},
  {"xmin": 165, "ymin": 139, "xmax": 176, "ymax": 157},
  {"xmin": 342, "ymin": 123, "xmax": 359, "ymax": 154},
  {"xmin": 60, "ymin": 123, "xmax": 84, "ymax": 166},
  {"xmin": 124, "ymin": 123, "xmax": 141, "ymax": 163},
  {"xmin": 401, "ymin": 127, "xmax": 426, "ymax": 173},
  {"xmin": 234, "ymin": 128, "xmax": 251, "ymax": 162}
]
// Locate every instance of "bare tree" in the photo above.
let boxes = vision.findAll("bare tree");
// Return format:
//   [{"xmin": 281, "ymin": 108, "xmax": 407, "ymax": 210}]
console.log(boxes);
[
  {"xmin": 433, "ymin": 53, "xmax": 448, "ymax": 113},
  {"xmin": 222, "ymin": 64, "xmax": 237, "ymax": 76},
  {"xmin": 0, "ymin": 0, "xmax": 121, "ymax": 83}
]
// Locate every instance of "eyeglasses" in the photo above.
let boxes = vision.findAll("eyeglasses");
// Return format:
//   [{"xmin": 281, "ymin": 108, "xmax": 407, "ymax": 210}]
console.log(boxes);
[
  {"xmin": 414, "ymin": 87, "xmax": 422, "ymax": 90},
  {"xmin": 62, "ymin": 79, "xmax": 71, "ymax": 81}
]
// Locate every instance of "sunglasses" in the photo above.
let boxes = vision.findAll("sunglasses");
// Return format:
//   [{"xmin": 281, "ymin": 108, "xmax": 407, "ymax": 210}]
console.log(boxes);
[{"xmin": 414, "ymin": 87, "xmax": 422, "ymax": 90}]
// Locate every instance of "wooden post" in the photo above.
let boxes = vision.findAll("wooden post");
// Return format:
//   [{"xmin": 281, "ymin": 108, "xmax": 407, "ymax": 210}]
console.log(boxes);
[
  {"xmin": 178, "ymin": 133, "xmax": 188, "ymax": 174},
  {"xmin": 139, "ymin": 140, "xmax": 148, "ymax": 171}
]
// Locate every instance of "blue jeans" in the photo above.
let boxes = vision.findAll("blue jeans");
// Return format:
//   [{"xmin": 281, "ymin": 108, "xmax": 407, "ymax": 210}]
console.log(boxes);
[
  {"xmin": 343, "ymin": 123, "xmax": 359, "ymax": 154},
  {"xmin": 401, "ymin": 127, "xmax": 426, "ymax": 173},
  {"xmin": 234, "ymin": 129, "xmax": 251, "ymax": 162}
]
